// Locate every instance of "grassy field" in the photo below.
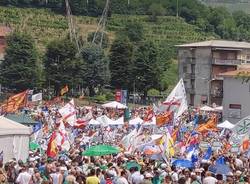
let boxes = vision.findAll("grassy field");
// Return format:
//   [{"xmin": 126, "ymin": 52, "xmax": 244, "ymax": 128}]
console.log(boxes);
[{"xmin": 0, "ymin": 6, "xmax": 215, "ymax": 56}]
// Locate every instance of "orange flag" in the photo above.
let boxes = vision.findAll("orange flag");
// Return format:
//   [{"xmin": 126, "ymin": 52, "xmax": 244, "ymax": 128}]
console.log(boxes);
[
  {"xmin": 171, "ymin": 128, "xmax": 179, "ymax": 142},
  {"xmin": 143, "ymin": 107, "xmax": 154, "ymax": 122},
  {"xmin": 156, "ymin": 111, "xmax": 173, "ymax": 127},
  {"xmin": 47, "ymin": 131, "xmax": 58, "ymax": 158},
  {"xmin": 196, "ymin": 115, "xmax": 217, "ymax": 133},
  {"xmin": 1, "ymin": 90, "xmax": 28, "ymax": 113},
  {"xmin": 60, "ymin": 85, "xmax": 69, "ymax": 96}
]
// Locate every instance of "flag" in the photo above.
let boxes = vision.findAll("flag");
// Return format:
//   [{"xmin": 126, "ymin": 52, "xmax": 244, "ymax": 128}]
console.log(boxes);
[
  {"xmin": 58, "ymin": 99, "xmax": 76, "ymax": 126},
  {"xmin": 60, "ymin": 85, "xmax": 69, "ymax": 96},
  {"xmin": 143, "ymin": 107, "xmax": 154, "ymax": 122},
  {"xmin": 58, "ymin": 121, "xmax": 70, "ymax": 151},
  {"xmin": 1, "ymin": 90, "xmax": 28, "ymax": 113},
  {"xmin": 47, "ymin": 131, "xmax": 58, "ymax": 158},
  {"xmin": 161, "ymin": 78, "xmax": 188, "ymax": 118},
  {"xmin": 75, "ymin": 119, "xmax": 87, "ymax": 129},
  {"xmin": 171, "ymin": 127, "xmax": 179, "ymax": 142},
  {"xmin": 242, "ymin": 135, "xmax": 250, "ymax": 152},
  {"xmin": 196, "ymin": 115, "xmax": 217, "ymax": 133},
  {"xmin": 233, "ymin": 115, "xmax": 250, "ymax": 136},
  {"xmin": 32, "ymin": 122, "xmax": 42, "ymax": 133},
  {"xmin": 156, "ymin": 111, "xmax": 173, "ymax": 127},
  {"xmin": 32, "ymin": 93, "xmax": 42, "ymax": 102},
  {"xmin": 203, "ymin": 146, "xmax": 212, "ymax": 160},
  {"xmin": 121, "ymin": 128, "xmax": 138, "ymax": 152}
]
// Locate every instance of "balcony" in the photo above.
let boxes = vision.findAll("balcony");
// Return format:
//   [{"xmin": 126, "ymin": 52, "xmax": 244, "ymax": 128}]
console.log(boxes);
[
  {"xmin": 212, "ymin": 58, "xmax": 243, "ymax": 66},
  {"xmin": 210, "ymin": 89, "xmax": 223, "ymax": 98}
]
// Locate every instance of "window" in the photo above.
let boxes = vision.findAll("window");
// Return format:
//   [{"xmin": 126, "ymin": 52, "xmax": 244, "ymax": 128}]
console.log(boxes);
[
  {"xmin": 191, "ymin": 64, "xmax": 195, "ymax": 74},
  {"xmin": 183, "ymin": 65, "xmax": 187, "ymax": 73},
  {"xmin": 229, "ymin": 104, "xmax": 241, "ymax": 109}
]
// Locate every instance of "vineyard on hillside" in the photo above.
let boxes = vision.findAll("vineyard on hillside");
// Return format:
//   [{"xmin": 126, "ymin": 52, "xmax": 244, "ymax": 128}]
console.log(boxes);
[{"xmin": 0, "ymin": 6, "xmax": 215, "ymax": 58}]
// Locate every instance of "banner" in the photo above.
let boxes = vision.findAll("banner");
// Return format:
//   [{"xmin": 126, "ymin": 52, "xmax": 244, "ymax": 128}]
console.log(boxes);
[
  {"xmin": 59, "ymin": 99, "xmax": 76, "ymax": 126},
  {"xmin": 115, "ymin": 89, "xmax": 121, "ymax": 102}
]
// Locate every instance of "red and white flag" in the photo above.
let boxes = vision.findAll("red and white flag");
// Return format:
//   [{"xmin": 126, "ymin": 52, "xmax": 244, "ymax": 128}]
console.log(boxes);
[{"xmin": 59, "ymin": 99, "xmax": 76, "ymax": 126}]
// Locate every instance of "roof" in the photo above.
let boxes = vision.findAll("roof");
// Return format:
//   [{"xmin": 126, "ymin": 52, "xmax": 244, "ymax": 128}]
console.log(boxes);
[
  {"xmin": 5, "ymin": 114, "xmax": 36, "ymax": 125},
  {"xmin": 219, "ymin": 68, "xmax": 250, "ymax": 77},
  {"xmin": 177, "ymin": 40, "xmax": 250, "ymax": 49},
  {"xmin": 0, "ymin": 116, "xmax": 31, "ymax": 135},
  {"xmin": 0, "ymin": 26, "xmax": 11, "ymax": 37}
]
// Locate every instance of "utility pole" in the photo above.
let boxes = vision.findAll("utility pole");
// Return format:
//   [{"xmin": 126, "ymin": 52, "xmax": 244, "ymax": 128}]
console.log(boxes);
[{"xmin": 176, "ymin": 0, "xmax": 179, "ymax": 18}]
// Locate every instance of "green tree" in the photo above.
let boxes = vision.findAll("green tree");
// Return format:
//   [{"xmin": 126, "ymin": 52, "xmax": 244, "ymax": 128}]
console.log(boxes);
[
  {"xmin": 44, "ymin": 38, "xmax": 82, "ymax": 95},
  {"xmin": 0, "ymin": 32, "xmax": 39, "ymax": 91},
  {"xmin": 133, "ymin": 41, "xmax": 160, "ymax": 99},
  {"xmin": 81, "ymin": 44, "xmax": 110, "ymax": 96},
  {"xmin": 148, "ymin": 3, "xmax": 166, "ymax": 22},
  {"xmin": 87, "ymin": 31, "xmax": 109, "ymax": 48},
  {"xmin": 121, "ymin": 22, "xmax": 144, "ymax": 43},
  {"xmin": 109, "ymin": 37, "xmax": 133, "ymax": 90}
]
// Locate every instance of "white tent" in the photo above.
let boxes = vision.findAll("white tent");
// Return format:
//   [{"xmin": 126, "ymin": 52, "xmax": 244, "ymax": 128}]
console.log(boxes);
[
  {"xmin": 214, "ymin": 106, "xmax": 223, "ymax": 112},
  {"xmin": 217, "ymin": 120, "xmax": 235, "ymax": 129},
  {"xmin": 129, "ymin": 117, "xmax": 144, "ymax": 125},
  {"xmin": 96, "ymin": 115, "xmax": 124, "ymax": 125},
  {"xmin": 108, "ymin": 117, "xmax": 124, "ymax": 125},
  {"xmin": 200, "ymin": 105, "xmax": 215, "ymax": 111},
  {"xmin": 102, "ymin": 101, "xmax": 127, "ymax": 109},
  {"xmin": 0, "ymin": 116, "xmax": 32, "ymax": 163}
]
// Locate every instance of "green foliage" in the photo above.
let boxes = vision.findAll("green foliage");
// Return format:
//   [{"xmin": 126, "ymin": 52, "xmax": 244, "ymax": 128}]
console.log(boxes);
[
  {"xmin": 109, "ymin": 37, "xmax": 134, "ymax": 90},
  {"xmin": 87, "ymin": 31, "xmax": 109, "ymax": 48},
  {"xmin": 147, "ymin": 89, "xmax": 160, "ymax": 96},
  {"xmin": 44, "ymin": 38, "xmax": 83, "ymax": 94},
  {"xmin": 93, "ymin": 94, "xmax": 106, "ymax": 103},
  {"xmin": 81, "ymin": 43, "xmax": 110, "ymax": 96},
  {"xmin": 148, "ymin": 3, "xmax": 166, "ymax": 22},
  {"xmin": 121, "ymin": 22, "xmax": 144, "ymax": 42},
  {"xmin": 0, "ymin": 31, "xmax": 39, "ymax": 91},
  {"xmin": 133, "ymin": 41, "xmax": 160, "ymax": 96}
]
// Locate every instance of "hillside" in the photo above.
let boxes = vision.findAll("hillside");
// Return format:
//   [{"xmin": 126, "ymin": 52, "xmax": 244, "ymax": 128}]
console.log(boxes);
[
  {"xmin": 201, "ymin": 0, "xmax": 250, "ymax": 13},
  {"xmin": 0, "ymin": 6, "xmax": 215, "ymax": 57}
]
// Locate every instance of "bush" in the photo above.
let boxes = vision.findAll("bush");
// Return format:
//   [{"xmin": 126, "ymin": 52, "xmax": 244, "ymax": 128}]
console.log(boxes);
[{"xmin": 147, "ymin": 88, "xmax": 160, "ymax": 96}]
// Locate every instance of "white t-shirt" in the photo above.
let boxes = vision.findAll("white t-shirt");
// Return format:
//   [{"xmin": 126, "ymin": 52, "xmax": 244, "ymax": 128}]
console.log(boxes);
[
  {"xmin": 16, "ymin": 171, "xmax": 31, "ymax": 184},
  {"xmin": 116, "ymin": 176, "xmax": 129, "ymax": 184},
  {"xmin": 131, "ymin": 171, "xmax": 144, "ymax": 184},
  {"xmin": 203, "ymin": 176, "xmax": 218, "ymax": 184}
]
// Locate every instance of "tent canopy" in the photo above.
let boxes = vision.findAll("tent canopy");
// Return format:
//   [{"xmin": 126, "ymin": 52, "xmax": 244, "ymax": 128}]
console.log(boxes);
[
  {"xmin": 129, "ymin": 117, "xmax": 143, "ymax": 125},
  {"xmin": 214, "ymin": 106, "xmax": 223, "ymax": 111},
  {"xmin": 88, "ymin": 119, "xmax": 100, "ymax": 125},
  {"xmin": 0, "ymin": 116, "xmax": 31, "ymax": 135},
  {"xmin": 217, "ymin": 120, "xmax": 235, "ymax": 129},
  {"xmin": 200, "ymin": 105, "xmax": 215, "ymax": 112},
  {"xmin": 102, "ymin": 101, "xmax": 127, "ymax": 109}
]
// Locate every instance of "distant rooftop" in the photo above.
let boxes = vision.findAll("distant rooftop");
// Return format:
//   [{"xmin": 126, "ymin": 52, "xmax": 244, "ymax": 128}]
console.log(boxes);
[
  {"xmin": 219, "ymin": 68, "xmax": 250, "ymax": 77},
  {"xmin": 177, "ymin": 40, "xmax": 250, "ymax": 49}
]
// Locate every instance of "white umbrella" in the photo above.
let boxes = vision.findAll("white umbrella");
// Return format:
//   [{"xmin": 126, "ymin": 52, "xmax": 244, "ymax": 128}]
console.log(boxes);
[
  {"xmin": 214, "ymin": 106, "xmax": 223, "ymax": 112},
  {"xmin": 200, "ymin": 105, "xmax": 215, "ymax": 112},
  {"xmin": 102, "ymin": 101, "xmax": 127, "ymax": 109},
  {"xmin": 217, "ymin": 120, "xmax": 235, "ymax": 129}
]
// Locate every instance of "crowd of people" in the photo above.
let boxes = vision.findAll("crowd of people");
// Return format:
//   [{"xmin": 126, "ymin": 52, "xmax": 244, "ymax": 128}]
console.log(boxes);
[{"xmin": 0, "ymin": 100, "xmax": 249, "ymax": 184}]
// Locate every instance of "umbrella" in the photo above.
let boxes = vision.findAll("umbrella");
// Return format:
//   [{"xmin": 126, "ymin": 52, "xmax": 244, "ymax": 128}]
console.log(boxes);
[
  {"xmin": 82, "ymin": 145, "xmax": 120, "ymax": 156},
  {"xmin": 172, "ymin": 159, "xmax": 194, "ymax": 168},
  {"xmin": 125, "ymin": 161, "xmax": 141, "ymax": 170},
  {"xmin": 29, "ymin": 142, "xmax": 40, "ymax": 151},
  {"xmin": 209, "ymin": 164, "xmax": 231, "ymax": 175}
]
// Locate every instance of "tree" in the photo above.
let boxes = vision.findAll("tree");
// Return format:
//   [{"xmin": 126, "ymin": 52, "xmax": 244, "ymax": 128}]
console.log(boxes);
[
  {"xmin": 87, "ymin": 31, "xmax": 109, "ymax": 48},
  {"xmin": 0, "ymin": 32, "xmax": 39, "ymax": 91},
  {"xmin": 121, "ymin": 22, "xmax": 144, "ymax": 43},
  {"xmin": 148, "ymin": 3, "xmax": 166, "ymax": 22},
  {"xmin": 133, "ymin": 41, "xmax": 160, "ymax": 99},
  {"xmin": 81, "ymin": 44, "xmax": 110, "ymax": 96},
  {"xmin": 109, "ymin": 37, "xmax": 133, "ymax": 91},
  {"xmin": 44, "ymin": 38, "xmax": 83, "ymax": 95}
]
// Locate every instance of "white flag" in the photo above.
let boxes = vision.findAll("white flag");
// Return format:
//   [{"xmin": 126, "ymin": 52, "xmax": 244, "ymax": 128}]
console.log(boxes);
[
  {"xmin": 161, "ymin": 78, "xmax": 188, "ymax": 118},
  {"xmin": 32, "ymin": 93, "xmax": 42, "ymax": 102},
  {"xmin": 59, "ymin": 99, "xmax": 76, "ymax": 126}
]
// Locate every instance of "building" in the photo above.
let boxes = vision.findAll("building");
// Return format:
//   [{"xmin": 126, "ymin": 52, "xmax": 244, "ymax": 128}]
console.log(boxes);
[
  {"xmin": 220, "ymin": 68, "xmax": 250, "ymax": 123},
  {"xmin": 0, "ymin": 25, "xmax": 11, "ymax": 62},
  {"xmin": 177, "ymin": 40, "xmax": 250, "ymax": 107}
]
